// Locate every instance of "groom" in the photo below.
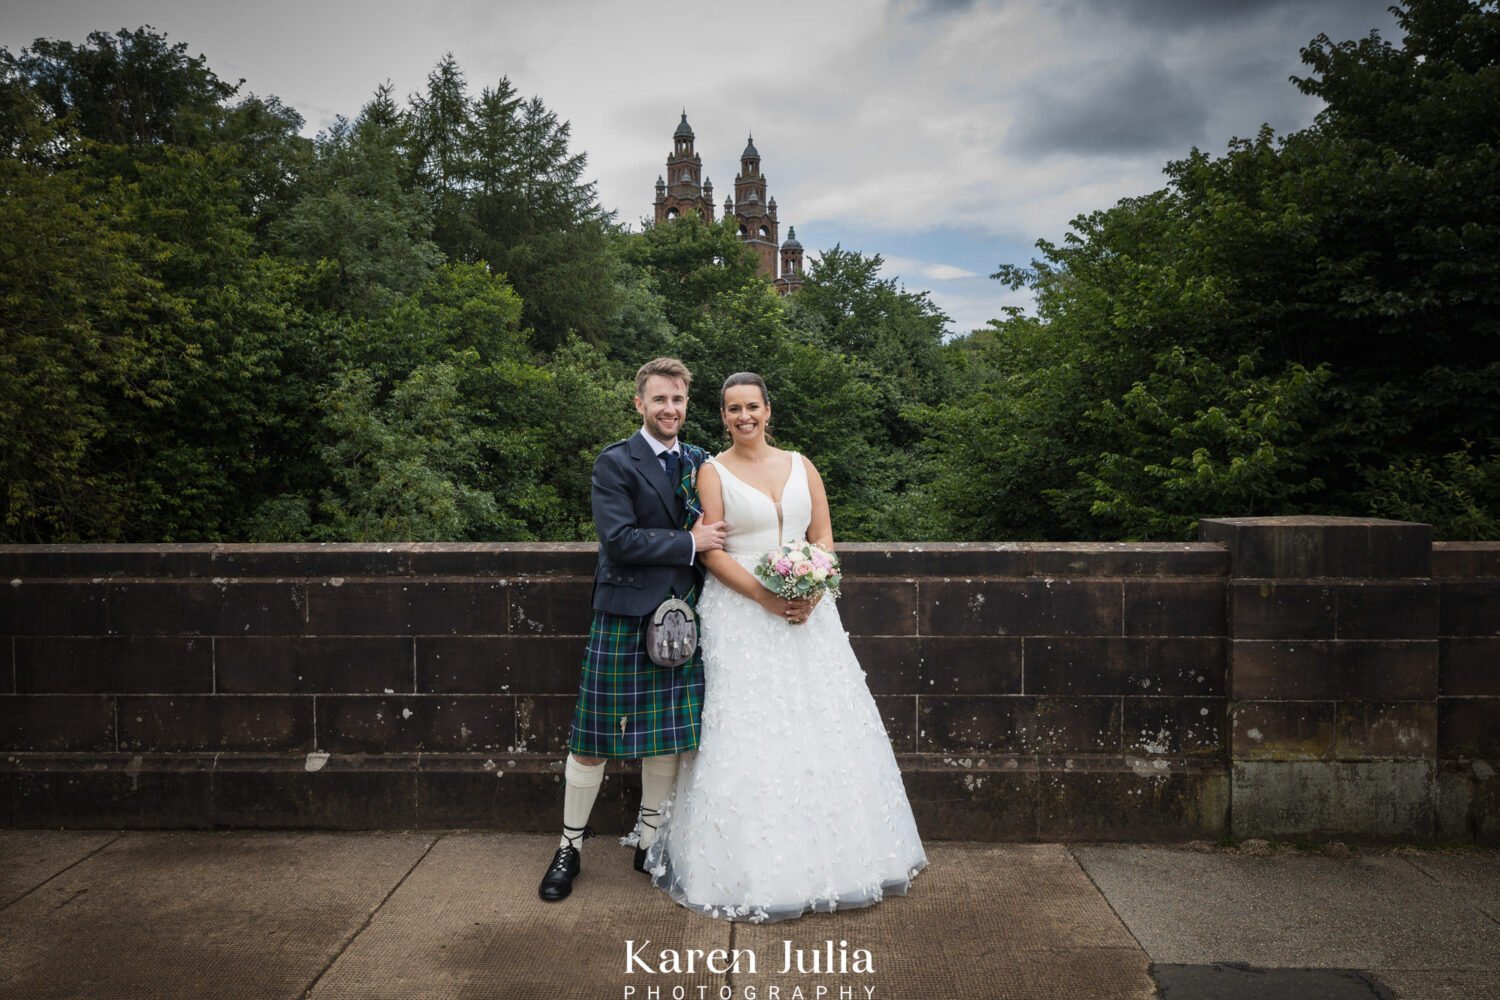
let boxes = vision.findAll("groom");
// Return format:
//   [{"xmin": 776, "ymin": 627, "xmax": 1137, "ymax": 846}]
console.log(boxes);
[{"xmin": 538, "ymin": 357, "xmax": 725, "ymax": 902}]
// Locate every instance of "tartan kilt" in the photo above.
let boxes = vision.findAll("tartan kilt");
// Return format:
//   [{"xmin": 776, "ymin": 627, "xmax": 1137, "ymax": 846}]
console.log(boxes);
[{"xmin": 566, "ymin": 610, "xmax": 706, "ymax": 759}]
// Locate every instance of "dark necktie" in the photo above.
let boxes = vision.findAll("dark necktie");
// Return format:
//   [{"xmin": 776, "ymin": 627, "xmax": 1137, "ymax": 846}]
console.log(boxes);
[{"xmin": 662, "ymin": 449, "xmax": 680, "ymax": 489}]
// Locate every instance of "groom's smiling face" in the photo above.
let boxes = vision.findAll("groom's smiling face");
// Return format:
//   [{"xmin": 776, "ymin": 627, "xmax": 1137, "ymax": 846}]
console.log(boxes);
[{"xmin": 635, "ymin": 375, "xmax": 688, "ymax": 445}]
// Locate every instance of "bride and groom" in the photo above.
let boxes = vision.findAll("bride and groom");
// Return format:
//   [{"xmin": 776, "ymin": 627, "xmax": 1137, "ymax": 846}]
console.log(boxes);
[{"xmin": 537, "ymin": 357, "xmax": 926, "ymax": 923}]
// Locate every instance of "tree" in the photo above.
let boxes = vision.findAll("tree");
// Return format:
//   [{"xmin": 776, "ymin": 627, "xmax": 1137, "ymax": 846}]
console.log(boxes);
[{"xmin": 927, "ymin": 0, "xmax": 1500, "ymax": 540}]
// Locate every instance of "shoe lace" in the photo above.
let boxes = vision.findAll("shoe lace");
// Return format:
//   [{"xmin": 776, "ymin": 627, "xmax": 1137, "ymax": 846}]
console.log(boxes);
[
  {"xmin": 637, "ymin": 806, "xmax": 663, "ymax": 833},
  {"xmin": 557, "ymin": 823, "xmax": 596, "ymax": 861}
]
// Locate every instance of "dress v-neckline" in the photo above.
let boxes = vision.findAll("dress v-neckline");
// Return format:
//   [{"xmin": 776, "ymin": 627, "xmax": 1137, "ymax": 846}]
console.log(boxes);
[{"xmin": 713, "ymin": 453, "xmax": 797, "ymax": 507}]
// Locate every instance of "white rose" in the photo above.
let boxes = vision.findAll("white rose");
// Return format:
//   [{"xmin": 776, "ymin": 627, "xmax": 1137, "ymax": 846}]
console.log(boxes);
[{"xmin": 812, "ymin": 566, "xmax": 829, "ymax": 582}]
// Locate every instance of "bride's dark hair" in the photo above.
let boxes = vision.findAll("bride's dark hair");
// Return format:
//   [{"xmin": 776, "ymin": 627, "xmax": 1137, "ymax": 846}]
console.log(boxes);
[{"xmin": 720, "ymin": 371, "xmax": 769, "ymax": 407}]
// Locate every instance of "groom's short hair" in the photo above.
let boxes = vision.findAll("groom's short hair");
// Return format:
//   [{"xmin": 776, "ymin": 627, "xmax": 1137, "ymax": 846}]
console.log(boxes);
[{"xmin": 635, "ymin": 357, "xmax": 693, "ymax": 397}]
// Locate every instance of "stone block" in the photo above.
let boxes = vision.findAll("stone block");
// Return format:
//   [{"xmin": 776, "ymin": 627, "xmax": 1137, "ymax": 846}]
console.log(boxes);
[
  {"xmin": 1440, "ymin": 581, "xmax": 1500, "ymax": 637},
  {"xmin": 920, "ymin": 580, "xmax": 1122, "ymax": 637},
  {"xmin": 513, "ymin": 694, "xmax": 577, "ymax": 754},
  {"xmin": 1033, "ymin": 697, "xmax": 1122, "ymax": 753},
  {"xmin": 852, "ymin": 636, "xmax": 922, "ymax": 694},
  {"xmin": 1036, "ymin": 757, "xmax": 1229, "ymax": 841},
  {"xmin": 0, "ymin": 544, "xmax": 216, "ymax": 579},
  {"xmin": 14, "ymin": 637, "xmax": 212, "ymax": 693},
  {"xmin": 1335, "ymin": 582, "xmax": 1438, "ymax": 640},
  {"xmin": 8, "ymin": 755, "xmax": 214, "ymax": 829},
  {"xmin": 1231, "ymin": 640, "xmax": 1438, "ymax": 701},
  {"xmin": 0, "ymin": 581, "xmax": 108, "ymax": 636},
  {"xmin": 1231, "ymin": 640, "xmax": 1341, "ymax": 700},
  {"xmin": 1434, "ymin": 762, "xmax": 1477, "ymax": 840},
  {"xmin": 1432, "ymin": 542, "xmax": 1500, "ymax": 578},
  {"xmin": 1123, "ymin": 698, "xmax": 1227, "ymax": 756},
  {"xmin": 408, "ymin": 543, "xmax": 596, "ymax": 578},
  {"xmin": 414, "ymin": 755, "xmax": 576, "ymax": 829},
  {"xmin": 1024, "ymin": 637, "xmax": 1223, "ymax": 697},
  {"xmin": 1231, "ymin": 760, "xmax": 1436, "ymax": 839},
  {"xmin": 213, "ymin": 754, "xmax": 418, "ymax": 828},
  {"xmin": 306, "ymin": 580, "xmax": 509, "ymax": 637},
  {"xmin": 315, "ymin": 695, "xmax": 517, "ymax": 753},
  {"xmin": 1334, "ymin": 702, "xmax": 1437, "ymax": 760},
  {"xmin": 1200, "ymin": 516, "xmax": 1430, "ymax": 579},
  {"xmin": 209, "ymin": 544, "xmax": 414, "ymax": 578},
  {"xmin": 0, "ymin": 695, "xmax": 114, "ymax": 751},
  {"xmin": 1229, "ymin": 581, "xmax": 1335, "ymax": 639},
  {"xmin": 875, "ymin": 695, "xmax": 917, "ymax": 752},
  {"xmin": 1031, "ymin": 543, "xmax": 1228, "ymax": 578},
  {"xmin": 900, "ymin": 760, "xmax": 1039, "ymax": 840},
  {"xmin": 506, "ymin": 579, "xmax": 593, "ymax": 635},
  {"xmin": 1340, "ymin": 641, "xmax": 1440, "ymax": 700},
  {"xmin": 1438, "ymin": 698, "xmax": 1500, "ymax": 759},
  {"xmin": 217, "ymin": 637, "xmax": 413, "ymax": 694},
  {"xmin": 108, "ymin": 581, "xmax": 306, "ymax": 636},
  {"xmin": 1230, "ymin": 701, "xmax": 1336, "ymax": 760},
  {"xmin": 118, "ymin": 695, "xmax": 312, "ymax": 752},
  {"xmin": 918, "ymin": 637, "xmax": 1022, "ymax": 694},
  {"xmin": 839, "ymin": 579, "xmax": 919, "ymax": 635},
  {"xmin": 918, "ymin": 695, "xmax": 1034, "ymax": 754},
  {"xmin": 838, "ymin": 543, "xmax": 1031, "ymax": 578},
  {"xmin": 1123, "ymin": 581, "xmax": 1226, "ymax": 636},
  {"xmin": 1440, "ymin": 638, "xmax": 1500, "ymax": 696},
  {"xmin": 416, "ymin": 636, "xmax": 583, "ymax": 695}
]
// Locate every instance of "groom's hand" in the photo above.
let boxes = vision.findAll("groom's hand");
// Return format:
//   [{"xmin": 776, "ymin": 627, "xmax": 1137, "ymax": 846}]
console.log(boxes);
[{"xmin": 691, "ymin": 519, "xmax": 726, "ymax": 552}]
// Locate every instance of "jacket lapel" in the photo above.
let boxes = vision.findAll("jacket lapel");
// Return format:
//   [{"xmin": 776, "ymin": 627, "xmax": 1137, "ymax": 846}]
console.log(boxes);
[{"xmin": 630, "ymin": 432, "xmax": 680, "ymax": 521}]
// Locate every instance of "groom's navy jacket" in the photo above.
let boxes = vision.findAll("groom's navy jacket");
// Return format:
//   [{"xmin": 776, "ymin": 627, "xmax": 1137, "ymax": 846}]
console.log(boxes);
[{"xmin": 590, "ymin": 432, "xmax": 703, "ymax": 618}]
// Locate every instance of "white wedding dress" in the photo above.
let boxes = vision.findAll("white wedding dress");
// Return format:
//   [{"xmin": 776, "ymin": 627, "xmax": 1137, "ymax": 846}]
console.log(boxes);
[{"xmin": 644, "ymin": 453, "xmax": 927, "ymax": 923}]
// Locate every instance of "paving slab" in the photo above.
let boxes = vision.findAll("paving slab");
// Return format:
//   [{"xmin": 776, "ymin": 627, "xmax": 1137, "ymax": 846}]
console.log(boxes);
[
  {"xmin": 1372, "ymin": 968, "xmax": 1500, "ymax": 1000},
  {"xmin": 1074, "ymin": 845, "xmax": 1500, "ymax": 999},
  {"xmin": 306, "ymin": 832, "xmax": 727, "ymax": 1000},
  {"xmin": 1404, "ymin": 852, "xmax": 1500, "ymax": 924},
  {"xmin": 0, "ymin": 831, "xmax": 436, "ymax": 1000},
  {"xmin": 0, "ymin": 830, "xmax": 118, "ymax": 908},
  {"xmin": 730, "ymin": 843, "xmax": 1152, "ymax": 1000},
  {"xmin": 309, "ymin": 837, "xmax": 1154, "ymax": 1000}
]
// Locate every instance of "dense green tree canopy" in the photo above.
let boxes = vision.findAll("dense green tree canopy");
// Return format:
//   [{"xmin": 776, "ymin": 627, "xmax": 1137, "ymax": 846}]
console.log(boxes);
[{"xmin": 1, "ymin": 1, "xmax": 1495, "ymax": 543}]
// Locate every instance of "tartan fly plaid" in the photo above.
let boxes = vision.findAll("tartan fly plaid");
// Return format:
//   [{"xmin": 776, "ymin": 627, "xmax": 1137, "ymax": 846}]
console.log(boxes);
[{"xmin": 566, "ymin": 609, "xmax": 705, "ymax": 758}]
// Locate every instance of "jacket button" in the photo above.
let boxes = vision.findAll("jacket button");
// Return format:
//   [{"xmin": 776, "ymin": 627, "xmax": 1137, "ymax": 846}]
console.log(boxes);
[{"xmin": 627, "ymin": 576, "xmax": 634, "ymax": 583}]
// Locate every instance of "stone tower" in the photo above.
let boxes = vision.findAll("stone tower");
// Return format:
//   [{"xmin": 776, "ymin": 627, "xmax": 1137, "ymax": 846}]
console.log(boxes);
[
  {"xmin": 775, "ymin": 226, "xmax": 805, "ymax": 295},
  {"xmin": 654, "ymin": 112, "xmax": 715, "ymax": 224},
  {"xmin": 733, "ymin": 133, "xmax": 778, "ymax": 280},
  {"xmin": 652, "ymin": 117, "xmax": 803, "ymax": 294}
]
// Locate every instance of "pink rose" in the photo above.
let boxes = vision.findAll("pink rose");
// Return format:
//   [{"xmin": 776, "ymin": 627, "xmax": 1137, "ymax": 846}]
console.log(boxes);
[
  {"xmin": 792, "ymin": 560, "xmax": 814, "ymax": 577},
  {"xmin": 774, "ymin": 557, "xmax": 794, "ymax": 575}
]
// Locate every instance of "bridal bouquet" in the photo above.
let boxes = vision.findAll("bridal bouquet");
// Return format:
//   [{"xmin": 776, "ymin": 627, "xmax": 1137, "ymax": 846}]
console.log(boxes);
[{"xmin": 753, "ymin": 541, "xmax": 842, "ymax": 600}]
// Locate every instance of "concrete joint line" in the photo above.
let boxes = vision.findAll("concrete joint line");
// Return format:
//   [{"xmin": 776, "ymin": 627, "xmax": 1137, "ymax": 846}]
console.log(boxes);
[
  {"xmin": 1066, "ymin": 845, "xmax": 1152, "ymax": 959},
  {"xmin": 0, "ymin": 832, "xmax": 123, "ymax": 914},
  {"xmin": 298, "ymin": 833, "xmax": 442, "ymax": 999}
]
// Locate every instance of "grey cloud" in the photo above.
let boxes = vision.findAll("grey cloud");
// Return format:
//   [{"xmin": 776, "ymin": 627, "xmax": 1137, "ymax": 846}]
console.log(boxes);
[
  {"xmin": 1009, "ymin": 56, "xmax": 1208, "ymax": 157},
  {"xmin": 1057, "ymin": 0, "xmax": 1393, "ymax": 35},
  {"xmin": 889, "ymin": 0, "xmax": 983, "ymax": 19}
]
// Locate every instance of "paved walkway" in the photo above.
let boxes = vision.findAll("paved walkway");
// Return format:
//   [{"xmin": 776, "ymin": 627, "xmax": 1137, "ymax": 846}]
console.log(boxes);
[{"xmin": 1, "ymin": 832, "xmax": 1496, "ymax": 999}]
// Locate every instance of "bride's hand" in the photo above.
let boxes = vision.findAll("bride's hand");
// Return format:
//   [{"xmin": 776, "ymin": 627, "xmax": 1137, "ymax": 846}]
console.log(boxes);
[{"xmin": 761, "ymin": 594, "xmax": 815, "ymax": 625}]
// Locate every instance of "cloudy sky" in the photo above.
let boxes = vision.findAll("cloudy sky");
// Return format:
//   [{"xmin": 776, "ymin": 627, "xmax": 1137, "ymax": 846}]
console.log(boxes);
[{"xmin": 3, "ymin": 0, "xmax": 1399, "ymax": 335}]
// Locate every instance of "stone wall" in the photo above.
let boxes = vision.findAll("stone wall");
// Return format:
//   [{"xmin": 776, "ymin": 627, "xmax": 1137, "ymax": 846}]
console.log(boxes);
[{"xmin": 1, "ymin": 517, "xmax": 1495, "ymax": 841}]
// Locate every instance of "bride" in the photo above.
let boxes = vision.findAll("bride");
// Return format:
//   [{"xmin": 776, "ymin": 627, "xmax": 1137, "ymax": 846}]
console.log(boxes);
[{"xmin": 643, "ymin": 371, "xmax": 927, "ymax": 922}]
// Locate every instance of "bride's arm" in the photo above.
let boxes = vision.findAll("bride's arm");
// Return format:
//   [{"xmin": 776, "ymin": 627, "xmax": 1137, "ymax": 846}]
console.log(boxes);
[
  {"xmin": 697, "ymin": 463, "xmax": 803, "ymax": 618},
  {"xmin": 803, "ymin": 456, "xmax": 833, "ymax": 550}
]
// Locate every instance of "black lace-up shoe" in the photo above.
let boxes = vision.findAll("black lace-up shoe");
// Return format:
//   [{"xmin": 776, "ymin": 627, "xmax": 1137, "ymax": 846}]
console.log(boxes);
[{"xmin": 538, "ymin": 824, "xmax": 594, "ymax": 901}]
